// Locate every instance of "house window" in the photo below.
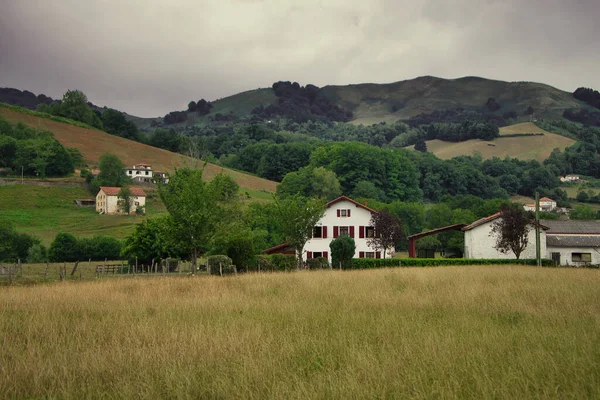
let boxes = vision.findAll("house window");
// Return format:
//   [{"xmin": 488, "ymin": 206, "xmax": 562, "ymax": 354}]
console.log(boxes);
[
  {"xmin": 313, "ymin": 226, "xmax": 322, "ymax": 238},
  {"xmin": 365, "ymin": 252, "xmax": 375, "ymax": 259},
  {"xmin": 338, "ymin": 209, "xmax": 351, "ymax": 217},
  {"xmin": 145, "ymin": 171, "xmax": 149, "ymax": 175},
  {"xmin": 339, "ymin": 226, "xmax": 349, "ymax": 236},
  {"xmin": 313, "ymin": 252, "xmax": 323, "ymax": 258},
  {"xmin": 135, "ymin": 201, "xmax": 139, "ymax": 206},
  {"xmin": 136, "ymin": 171, "xmax": 140, "ymax": 175},
  {"xmin": 366, "ymin": 226, "xmax": 375, "ymax": 238},
  {"xmin": 572, "ymin": 253, "xmax": 591, "ymax": 262}
]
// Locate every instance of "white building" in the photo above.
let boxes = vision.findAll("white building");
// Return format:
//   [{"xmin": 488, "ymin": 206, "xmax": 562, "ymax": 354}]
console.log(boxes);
[
  {"xmin": 263, "ymin": 196, "xmax": 391, "ymax": 263},
  {"xmin": 523, "ymin": 197, "xmax": 557, "ymax": 212},
  {"xmin": 124, "ymin": 164, "xmax": 168, "ymax": 184},
  {"xmin": 96, "ymin": 186, "xmax": 146, "ymax": 215},
  {"xmin": 560, "ymin": 175, "xmax": 580, "ymax": 183},
  {"xmin": 463, "ymin": 213, "xmax": 600, "ymax": 266},
  {"xmin": 543, "ymin": 220, "xmax": 600, "ymax": 266},
  {"xmin": 463, "ymin": 212, "xmax": 547, "ymax": 259}
]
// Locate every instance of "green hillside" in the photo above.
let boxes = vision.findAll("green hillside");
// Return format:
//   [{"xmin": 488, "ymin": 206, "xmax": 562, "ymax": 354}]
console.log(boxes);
[
  {"xmin": 319, "ymin": 76, "xmax": 591, "ymax": 125},
  {"xmin": 140, "ymin": 76, "xmax": 592, "ymax": 128}
]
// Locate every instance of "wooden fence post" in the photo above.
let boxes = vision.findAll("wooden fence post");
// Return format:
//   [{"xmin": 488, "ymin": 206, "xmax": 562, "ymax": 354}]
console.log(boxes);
[{"xmin": 135, "ymin": 257, "xmax": 138, "ymax": 275}]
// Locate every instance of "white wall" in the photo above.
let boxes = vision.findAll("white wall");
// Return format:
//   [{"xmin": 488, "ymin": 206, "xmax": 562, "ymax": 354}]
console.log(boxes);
[
  {"xmin": 464, "ymin": 220, "xmax": 545, "ymax": 259},
  {"xmin": 546, "ymin": 246, "xmax": 600, "ymax": 266},
  {"xmin": 303, "ymin": 199, "xmax": 390, "ymax": 262},
  {"xmin": 95, "ymin": 190, "xmax": 145, "ymax": 214}
]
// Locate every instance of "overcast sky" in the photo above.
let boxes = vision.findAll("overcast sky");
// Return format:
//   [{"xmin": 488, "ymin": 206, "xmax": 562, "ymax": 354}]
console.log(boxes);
[{"xmin": 1, "ymin": 0, "xmax": 598, "ymax": 117}]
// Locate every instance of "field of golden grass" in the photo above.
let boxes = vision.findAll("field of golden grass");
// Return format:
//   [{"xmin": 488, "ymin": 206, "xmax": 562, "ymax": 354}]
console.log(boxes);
[
  {"xmin": 0, "ymin": 107, "xmax": 277, "ymax": 192},
  {"xmin": 1, "ymin": 266, "xmax": 599, "ymax": 399},
  {"xmin": 410, "ymin": 122, "xmax": 575, "ymax": 162}
]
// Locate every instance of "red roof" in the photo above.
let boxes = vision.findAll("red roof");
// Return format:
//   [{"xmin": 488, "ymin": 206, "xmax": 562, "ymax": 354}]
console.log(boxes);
[
  {"xmin": 134, "ymin": 163, "xmax": 152, "ymax": 167},
  {"xmin": 327, "ymin": 196, "xmax": 377, "ymax": 213},
  {"xmin": 462, "ymin": 212, "xmax": 502, "ymax": 231},
  {"xmin": 261, "ymin": 242, "xmax": 294, "ymax": 254},
  {"xmin": 540, "ymin": 197, "xmax": 554, "ymax": 202},
  {"xmin": 99, "ymin": 186, "xmax": 146, "ymax": 197}
]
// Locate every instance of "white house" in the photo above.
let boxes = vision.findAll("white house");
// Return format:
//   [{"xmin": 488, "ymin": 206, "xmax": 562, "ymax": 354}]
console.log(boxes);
[
  {"xmin": 560, "ymin": 175, "xmax": 580, "ymax": 183},
  {"xmin": 263, "ymin": 196, "xmax": 391, "ymax": 263},
  {"xmin": 523, "ymin": 197, "xmax": 557, "ymax": 212},
  {"xmin": 125, "ymin": 164, "xmax": 168, "ymax": 184},
  {"xmin": 462, "ymin": 213, "xmax": 547, "ymax": 259},
  {"xmin": 543, "ymin": 220, "xmax": 600, "ymax": 266},
  {"xmin": 96, "ymin": 186, "xmax": 146, "ymax": 215}
]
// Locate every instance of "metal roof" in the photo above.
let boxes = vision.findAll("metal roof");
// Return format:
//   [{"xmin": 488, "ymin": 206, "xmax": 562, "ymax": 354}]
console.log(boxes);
[
  {"xmin": 541, "ymin": 220, "xmax": 600, "ymax": 234},
  {"xmin": 547, "ymin": 235, "xmax": 600, "ymax": 248}
]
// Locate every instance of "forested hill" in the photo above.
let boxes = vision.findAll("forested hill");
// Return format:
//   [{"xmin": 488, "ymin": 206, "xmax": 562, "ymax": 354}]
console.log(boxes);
[{"xmin": 138, "ymin": 76, "xmax": 595, "ymax": 129}]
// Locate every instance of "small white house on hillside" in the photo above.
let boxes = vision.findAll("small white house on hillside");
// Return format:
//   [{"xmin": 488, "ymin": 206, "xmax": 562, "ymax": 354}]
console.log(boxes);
[
  {"xmin": 96, "ymin": 186, "xmax": 146, "ymax": 215},
  {"xmin": 125, "ymin": 164, "xmax": 168, "ymax": 184},
  {"xmin": 560, "ymin": 175, "xmax": 580, "ymax": 183},
  {"xmin": 523, "ymin": 197, "xmax": 557, "ymax": 212},
  {"xmin": 462, "ymin": 213, "xmax": 547, "ymax": 259},
  {"xmin": 263, "ymin": 196, "xmax": 391, "ymax": 263}
]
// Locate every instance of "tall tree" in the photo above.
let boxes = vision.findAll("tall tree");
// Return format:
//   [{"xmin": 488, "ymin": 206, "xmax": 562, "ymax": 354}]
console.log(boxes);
[
  {"xmin": 274, "ymin": 195, "xmax": 326, "ymax": 269},
  {"xmin": 95, "ymin": 153, "xmax": 128, "ymax": 188},
  {"xmin": 490, "ymin": 203, "xmax": 534, "ymax": 259},
  {"xmin": 158, "ymin": 168, "xmax": 237, "ymax": 270},
  {"xmin": 117, "ymin": 187, "xmax": 134, "ymax": 215},
  {"xmin": 367, "ymin": 210, "xmax": 404, "ymax": 258}
]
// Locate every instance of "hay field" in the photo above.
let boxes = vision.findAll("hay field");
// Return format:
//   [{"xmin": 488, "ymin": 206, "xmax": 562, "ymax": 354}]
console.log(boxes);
[
  {"xmin": 412, "ymin": 122, "xmax": 575, "ymax": 162},
  {"xmin": 0, "ymin": 107, "xmax": 277, "ymax": 192},
  {"xmin": 1, "ymin": 266, "xmax": 599, "ymax": 399}
]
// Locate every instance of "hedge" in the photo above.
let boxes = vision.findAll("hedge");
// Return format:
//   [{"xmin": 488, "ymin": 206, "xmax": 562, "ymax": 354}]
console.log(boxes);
[
  {"xmin": 348, "ymin": 258, "xmax": 555, "ymax": 269},
  {"xmin": 255, "ymin": 254, "xmax": 297, "ymax": 272},
  {"xmin": 207, "ymin": 255, "xmax": 236, "ymax": 275}
]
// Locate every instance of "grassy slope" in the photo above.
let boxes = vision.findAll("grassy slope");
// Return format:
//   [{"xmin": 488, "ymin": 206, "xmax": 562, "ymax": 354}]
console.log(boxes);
[
  {"xmin": 407, "ymin": 122, "xmax": 575, "ymax": 162},
  {"xmin": 1, "ymin": 267, "xmax": 599, "ymax": 398},
  {"xmin": 0, "ymin": 107, "xmax": 277, "ymax": 192},
  {"xmin": 0, "ymin": 185, "xmax": 166, "ymax": 245},
  {"xmin": 320, "ymin": 76, "xmax": 592, "ymax": 125}
]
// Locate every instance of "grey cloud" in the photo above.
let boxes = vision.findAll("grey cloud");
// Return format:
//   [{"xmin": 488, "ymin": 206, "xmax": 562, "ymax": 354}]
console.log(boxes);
[{"xmin": 0, "ymin": 0, "xmax": 598, "ymax": 116}]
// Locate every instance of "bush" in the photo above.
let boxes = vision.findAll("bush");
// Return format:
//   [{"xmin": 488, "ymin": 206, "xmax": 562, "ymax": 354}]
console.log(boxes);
[
  {"xmin": 306, "ymin": 257, "xmax": 329, "ymax": 269},
  {"xmin": 330, "ymin": 235, "xmax": 356, "ymax": 270},
  {"xmin": 347, "ymin": 258, "xmax": 554, "ymax": 269},
  {"xmin": 255, "ymin": 254, "xmax": 297, "ymax": 272},
  {"xmin": 207, "ymin": 255, "xmax": 235, "ymax": 275},
  {"xmin": 26, "ymin": 244, "xmax": 47, "ymax": 263},
  {"xmin": 48, "ymin": 233, "xmax": 122, "ymax": 262}
]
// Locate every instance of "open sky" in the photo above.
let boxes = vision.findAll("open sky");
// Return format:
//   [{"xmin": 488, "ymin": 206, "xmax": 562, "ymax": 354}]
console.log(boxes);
[{"xmin": 1, "ymin": 0, "xmax": 598, "ymax": 117}]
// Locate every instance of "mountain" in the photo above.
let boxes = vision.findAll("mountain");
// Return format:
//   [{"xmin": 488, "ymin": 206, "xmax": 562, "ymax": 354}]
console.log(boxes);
[
  {"xmin": 141, "ymin": 76, "xmax": 595, "ymax": 128},
  {"xmin": 0, "ymin": 106, "xmax": 278, "ymax": 193}
]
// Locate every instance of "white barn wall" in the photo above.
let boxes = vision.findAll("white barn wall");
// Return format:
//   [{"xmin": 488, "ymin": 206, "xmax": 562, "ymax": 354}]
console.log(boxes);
[
  {"xmin": 464, "ymin": 221, "xmax": 545, "ymax": 259},
  {"xmin": 546, "ymin": 246, "xmax": 600, "ymax": 266}
]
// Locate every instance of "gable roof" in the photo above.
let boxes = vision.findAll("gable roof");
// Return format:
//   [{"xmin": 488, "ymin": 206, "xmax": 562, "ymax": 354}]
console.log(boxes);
[
  {"xmin": 541, "ymin": 220, "xmax": 600, "ymax": 234},
  {"xmin": 540, "ymin": 197, "xmax": 555, "ymax": 202},
  {"xmin": 99, "ymin": 186, "xmax": 146, "ymax": 197},
  {"xmin": 261, "ymin": 242, "xmax": 294, "ymax": 254},
  {"xmin": 462, "ymin": 212, "xmax": 549, "ymax": 232},
  {"xmin": 462, "ymin": 212, "xmax": 502, "ymax": 231},
  {"xmin": 327, "ymin": 196, "xmax": 377, "ymax": 213}
]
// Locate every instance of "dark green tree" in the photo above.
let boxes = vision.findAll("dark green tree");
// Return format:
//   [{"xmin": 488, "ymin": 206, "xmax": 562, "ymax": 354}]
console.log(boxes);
[
  {"xmin": 329, "ymin": 235, "xmax": 356, "ymax": 270},
  {"xmin": 94, "ymin": 153, "xmax": 128, "ymax": 189},
  {"xmin": 48, "ymin": 233, "xmax": 81, "ymax": 262},
  {"xmin": 117, "ymin": 187, "xmax": 134, "ymax": 215}
]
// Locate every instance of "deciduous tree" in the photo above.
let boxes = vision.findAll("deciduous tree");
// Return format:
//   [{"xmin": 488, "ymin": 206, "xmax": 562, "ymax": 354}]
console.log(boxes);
[
  {"xmin": 490, "ymin": 203, "xmax": 534, "ymax": 259},
  {"xmin": 367, "ymin": 210, "xmax": 404, "ymax": 258},
  {"xmin": 329, "ymin": 234, "xmax": 355, "ymax": 270}
]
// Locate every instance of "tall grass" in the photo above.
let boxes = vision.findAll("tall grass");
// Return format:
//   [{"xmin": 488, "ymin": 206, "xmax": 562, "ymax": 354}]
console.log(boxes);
[{"xmin": 1, "ymin": 266, "xmax": 599, "ymax": 398}]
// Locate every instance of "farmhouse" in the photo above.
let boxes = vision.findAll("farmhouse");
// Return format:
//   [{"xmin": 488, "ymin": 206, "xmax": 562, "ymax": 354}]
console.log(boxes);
[
  {"xmin": 463, "ymin": 213, "xmax": 547, "ymax": 259},
  {"xmin": 96, "ymin": 186, "xmax": 146, "ymax": 215},
  {"xmin": 543, "ymin": 220, "xmax": 600, "ymax": 266},
  {"xmin": 463, "ymin": 212, "xmax": 600, "ymax": 266},
  {"xmin": 124, "ymin": 164, "xmax": 168, "ymax": 184},
  {"xmin": 263, "ymin": 196, "xmax": 391, "ymax": 262},
  {"xmin": 560, "ymin": 174, "xmax": 580, "ymax": 183},
  {"xmin": 523, "ymin": 197, "xmax": 557, "ymax": 212}
]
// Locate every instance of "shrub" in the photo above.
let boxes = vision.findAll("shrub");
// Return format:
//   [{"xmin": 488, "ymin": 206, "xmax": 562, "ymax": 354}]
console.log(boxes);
[
  {"xmin": 26, "ymin": 244, "xmax": 47, "ymax": 263},
  {"xmin": 306, "ymin": 257, "xmax": 329, "ymax": 269},
  {"xmin": 207, "ymin": 255, "xmax": 235, "ymax": 275},
  {"xmin": 347, "ymin": 258, "xmax": 554, "ymax": 269},
  {"xmin": 330, "ymin": 235, "xmax": 356, "ymax": 270},
  {"xmin": 255, "ymin": 254, "xmax": 296, "ymax": 272}
]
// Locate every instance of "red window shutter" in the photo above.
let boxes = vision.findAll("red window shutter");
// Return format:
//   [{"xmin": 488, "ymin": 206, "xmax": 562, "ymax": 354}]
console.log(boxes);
[
  {"xmin": 359, "ymin": 251, "xmax": 365, "ymax": 258},
  {"xmin": 376, "ymin": 252, "xmax": 381, "ymax": 259},
  {"xmin": 323, "ymin": 251, "xmax": 328, "ymax": 259},
  {"xmin": 347, "ymin": 209, "xmax": 351, "ymax": 217},
  {"xmin": 350, "ymin": 226, "xmax": 355, "ymax": 238},
  {"xmin": 359, "ymin": 226, "xmax": 365, "ymax": 238},
  {"xmin": 333, "ymin": 226, "xmax": 339, "ymax": 238},
  {"xmin": 307, "ymin": 251, "xmax": 312, "ymax": 259},
  {"xmin": 337, "ymin": 209, "xmax": 340, "ymax": 217},
  {"xmin": 322, "ymin": 226, "xmax": 327, "ymax": 238}
]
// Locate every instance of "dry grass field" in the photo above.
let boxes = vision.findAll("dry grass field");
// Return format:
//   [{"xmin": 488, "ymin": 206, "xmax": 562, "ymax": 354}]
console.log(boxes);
[
  {"xmin": 410, "ymin": 122, "xmax": 575, "ymax": 162},
  {"xmin": 0, "ymin": 107, "xmax": 277, "ymax": 192},
  {"xmin": 1, "ymin": 266, "xmax": 599, "ymax": 399}
]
